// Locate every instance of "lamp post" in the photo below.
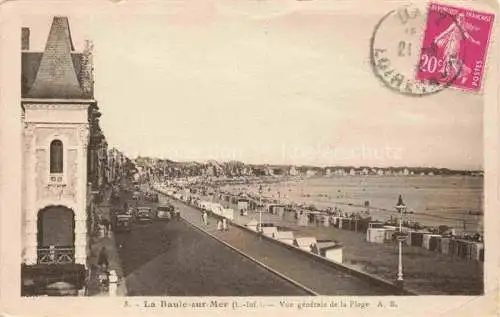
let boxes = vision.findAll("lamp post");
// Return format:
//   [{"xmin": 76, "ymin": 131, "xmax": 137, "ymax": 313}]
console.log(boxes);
[{"xmin": 395, "ymin": 195, "xmax": 407, "ymax": 287}]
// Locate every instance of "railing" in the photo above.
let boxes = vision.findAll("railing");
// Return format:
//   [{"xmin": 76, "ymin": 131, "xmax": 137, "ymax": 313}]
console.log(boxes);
[{"xmin": 37, "ymin": 247, "xmax": 75, "ymax": 265}]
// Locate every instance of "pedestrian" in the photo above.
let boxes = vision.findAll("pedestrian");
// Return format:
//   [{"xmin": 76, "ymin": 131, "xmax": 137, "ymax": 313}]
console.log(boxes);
[
  {"xmin": 202, "ymin": 211, "xmax": 208, "ymax": 226},
  {"xmin": 97, "ymin": 246, "xmax": 109, "ymax": 272},
  {"xmin": 106, "ymin": 219, "xmax": 112, "ymax": 237},
  {"xmin": 222, "ymin": 218, "xmax": 228, "ymax": 231},
  {"xmin": 102, "ymin": 218, "xmax": 109, "ymax": 237},
  {"xmin": 217, "ymin": 219, "xmax": 223, "ymax": 231}
]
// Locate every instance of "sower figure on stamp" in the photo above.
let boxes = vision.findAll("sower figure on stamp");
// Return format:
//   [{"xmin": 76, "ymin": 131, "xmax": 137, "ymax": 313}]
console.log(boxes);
[{"xmin": 434, "ymin": 13, "xmax": 481, "ymax": 84}]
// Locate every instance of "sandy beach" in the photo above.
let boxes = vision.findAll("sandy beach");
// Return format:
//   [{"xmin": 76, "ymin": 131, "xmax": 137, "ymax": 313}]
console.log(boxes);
[{"xmin": 220, "ymin": 175, "xmax": 483, "ymax": 233}]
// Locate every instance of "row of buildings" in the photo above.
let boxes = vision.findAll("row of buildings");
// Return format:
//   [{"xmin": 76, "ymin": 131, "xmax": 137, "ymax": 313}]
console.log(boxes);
[
  {"xmin": 20, "ymin": 17, "xmax": 133, "ymax": 295},
  {"xmin": 133, "ymin": 157, "xmax": 482, "ymax": 180}
]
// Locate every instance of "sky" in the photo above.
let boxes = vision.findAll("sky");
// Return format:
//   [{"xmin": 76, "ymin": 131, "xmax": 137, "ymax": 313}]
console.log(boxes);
[{"xmin": 18, "ymin": 0, "xmax": 489, "ymax": 169}]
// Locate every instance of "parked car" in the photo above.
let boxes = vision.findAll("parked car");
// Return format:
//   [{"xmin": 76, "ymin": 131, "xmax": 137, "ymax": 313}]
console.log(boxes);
[
  {"xmin": 156, "ymin": 205, "xmax": 173, "ymax": 221},
  {"xmin": 115, "ymin": 214, "xmax": 132, "ymax": 232},
  {"xmin": 132, "ymin": 191, "xmax": 141, "ymax": 200},
  {"xmin": 135, "ymin": 207, "xmax": 153, "ymax": 223}
]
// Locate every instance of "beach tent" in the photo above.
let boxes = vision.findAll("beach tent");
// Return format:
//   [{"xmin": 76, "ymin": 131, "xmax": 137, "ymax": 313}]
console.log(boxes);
[
  {"xmin": 237, "ymin": 199, "xmax": 249, "ymax": 211},
  {"xmin": 221, "ymin": 208, "xmax": 234, "ymax": 220},
  {"xmin": 471, "ymin": 242, "xmax": 484, "ymax": 261},
  {"xmin": 209, "ymin": 203, "xmax": 224, "ymax": 216},
  {"xmin": 411, "ymin": 232, "xmax": 425, "ymax": 247},
  {"xmin": 313, "ymin": 240, "xmax": 343, "ymax": 263},
  {"xmin": 383, "ymin": 226, "xmax": 397, "ymax": 241},
  {"xmin": 294, "ymin": 237, "xmax": 317, "ymax": 252},
  {"xmin": 262, "ymin": 226, "xmax": 278, "ymax": 238},
  {"xmin": 366, "ymin": 228, "xmax": 386, "ymax": 244},
  {"xmin": 422, "ymin": 234, "xmax": 441, "ymax": 250},
  {"xmin": 322, "ymin": 215, "xmax": 330, "ymax": 227},
  {"xmin": 297, "ymin": 212, "xmax": 309, "ymax": 226},
  {"xmin": 267, "ymin": 204, "xmax": 285, "ymax": 217},
  {"xmin": 273, "ymin": 231, "xmax": 294, "ymax": 245},
  {"xmin": 440, "ymin": 237, "xmax": 451, "ymax": 255}
]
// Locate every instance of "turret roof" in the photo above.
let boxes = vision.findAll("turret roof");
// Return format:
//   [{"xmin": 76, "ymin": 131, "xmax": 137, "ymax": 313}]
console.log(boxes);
[{"xmin": 26, "ymin": 17, "xmax": 85, "ymax": 99}]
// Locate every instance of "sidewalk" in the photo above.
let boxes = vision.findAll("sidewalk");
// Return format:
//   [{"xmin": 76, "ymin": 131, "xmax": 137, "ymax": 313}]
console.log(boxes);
[{"xmin": 86, "ymin": 188, "xmax": 127, "ymax": 296}]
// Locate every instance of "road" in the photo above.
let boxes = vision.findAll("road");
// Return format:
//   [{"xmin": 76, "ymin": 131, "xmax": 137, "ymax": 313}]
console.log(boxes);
[{"xmin": 113, "ymin": 188, "xmax": 310, "ymax": 296}]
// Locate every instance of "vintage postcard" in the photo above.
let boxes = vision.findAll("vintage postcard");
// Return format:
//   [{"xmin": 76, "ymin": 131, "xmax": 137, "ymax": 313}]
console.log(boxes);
[{"xmin": 0, "ymin": 0, "xmax": 498, "ymax": 316}]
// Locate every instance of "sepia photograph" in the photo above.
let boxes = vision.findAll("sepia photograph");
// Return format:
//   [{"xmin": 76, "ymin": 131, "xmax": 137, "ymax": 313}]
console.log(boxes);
[{"xmin": 1, "ymin": 0, "xmax": 499, "ymax": 316}]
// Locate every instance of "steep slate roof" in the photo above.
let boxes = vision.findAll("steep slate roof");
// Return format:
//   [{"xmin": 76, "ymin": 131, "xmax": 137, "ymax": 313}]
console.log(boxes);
[
  {"xmin": 22, "ymin": 52, "xmax": 84, "ymax": 97},
  {"xmin": 26, "ymin": 17, "xmax": 85, "ymax": 99}
]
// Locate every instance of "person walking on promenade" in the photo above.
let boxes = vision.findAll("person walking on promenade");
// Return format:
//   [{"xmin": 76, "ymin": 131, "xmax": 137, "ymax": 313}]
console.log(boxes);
[
  {"xmin": 217, "ymin": 219, "xmax": 223, "ymax": 231},
  {"xmin": 222, "ymin": 218, "xmax": 228, "ymax": 232},
  {"xmin": 102, "ymin": 218, "xmax": 110, "ymax": 237},
  {"xmin": 202, "ymin": 211, "xmax": 208, "ymax": 226},
  {"xmin": 106, "ymin": 218, "xmax": 112, "ymax": 237}
]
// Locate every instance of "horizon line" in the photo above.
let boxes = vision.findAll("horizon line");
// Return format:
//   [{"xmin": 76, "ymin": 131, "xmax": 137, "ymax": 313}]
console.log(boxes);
[{"xmin": 130, "ymin": 156, "xmax": 483, "ymax": 172}]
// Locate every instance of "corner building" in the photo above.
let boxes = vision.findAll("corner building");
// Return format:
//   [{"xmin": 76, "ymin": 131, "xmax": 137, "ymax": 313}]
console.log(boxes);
[{"xmin": 21, "ymin": 16, "xmax": 101, "ymax": 293}]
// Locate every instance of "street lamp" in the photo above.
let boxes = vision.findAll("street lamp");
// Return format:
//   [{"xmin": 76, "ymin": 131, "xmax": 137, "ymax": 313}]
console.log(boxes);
[{"xmin": 395, "ymin": 194, "xmax": 407, "ymax": 286}]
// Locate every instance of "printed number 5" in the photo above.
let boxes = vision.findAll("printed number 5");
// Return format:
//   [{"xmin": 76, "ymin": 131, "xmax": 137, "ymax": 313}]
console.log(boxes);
[{"xmin": 398, "ymin": 41, "xmax": 411, "ymax": 57}]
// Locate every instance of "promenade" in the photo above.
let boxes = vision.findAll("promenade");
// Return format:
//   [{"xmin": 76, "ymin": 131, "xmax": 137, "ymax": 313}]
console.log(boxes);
[
  {"xmin": 164, "ymin": 193, "xmax": 398, "ymax": 295},
  {"xmin": 205, "ymin": 194, "xmax": 483, "ymax": 295}
]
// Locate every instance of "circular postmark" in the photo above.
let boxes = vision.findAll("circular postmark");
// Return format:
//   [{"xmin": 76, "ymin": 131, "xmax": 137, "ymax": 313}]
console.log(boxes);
[{"xmin": 370, "ymin": 4, "xmax": 465, "ymax": 97}]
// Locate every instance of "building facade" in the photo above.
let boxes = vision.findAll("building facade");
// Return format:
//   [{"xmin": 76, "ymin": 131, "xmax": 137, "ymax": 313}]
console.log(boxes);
[{"xmin": 21, "ymin": 17, "xmax": 104, "ymax": 293}]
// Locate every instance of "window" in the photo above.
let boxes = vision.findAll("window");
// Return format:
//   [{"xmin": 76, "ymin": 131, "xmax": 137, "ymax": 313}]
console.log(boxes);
[{"xmin": 50, "ymin": 140, "xmax": 64, "ymax": 173}]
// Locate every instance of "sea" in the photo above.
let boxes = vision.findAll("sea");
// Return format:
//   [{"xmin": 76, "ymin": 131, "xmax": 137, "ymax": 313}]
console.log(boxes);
[{"xmin": 220, "ymin": 175, "xmax": 484, "ymax": 233}]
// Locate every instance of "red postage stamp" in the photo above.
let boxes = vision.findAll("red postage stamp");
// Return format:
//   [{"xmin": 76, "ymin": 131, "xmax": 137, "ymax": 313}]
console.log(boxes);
[{"xmin": 416, "ymin": 3, "xmax": 495, "ymax": 91}]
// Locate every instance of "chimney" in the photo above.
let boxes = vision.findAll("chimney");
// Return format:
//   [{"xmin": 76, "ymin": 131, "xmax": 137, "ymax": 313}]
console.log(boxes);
[
  {"xmin": 80, "ymin": 39, "xmax": 95, "ymax": 97},
  {"xmin": 21, "ymin": 27, "xmax": 30, "ymax": 50}
]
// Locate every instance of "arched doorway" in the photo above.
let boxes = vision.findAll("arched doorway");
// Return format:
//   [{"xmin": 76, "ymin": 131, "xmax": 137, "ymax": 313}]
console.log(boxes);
[{"xmin": 37, "ymin": 206, "xmax": 75, "ymax": 264}]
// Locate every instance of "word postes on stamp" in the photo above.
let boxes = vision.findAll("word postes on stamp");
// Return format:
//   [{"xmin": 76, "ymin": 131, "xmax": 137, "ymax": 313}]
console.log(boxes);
[{"xmin": 416, "ymin": 3, "xmax": 495, "ymax": 92}]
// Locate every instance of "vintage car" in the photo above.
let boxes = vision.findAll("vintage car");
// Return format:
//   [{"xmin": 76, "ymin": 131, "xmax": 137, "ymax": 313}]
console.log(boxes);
[
  {"xmin": 115, "ymin": 214, "xmax": 132, "ymax": 232},
  {"xmin": 156, "ymin": 204, "xmax": 174, "ymax": 221},
  {"xmin": 135, "ymin": 207, "xmax": 153, "ymax": 223},
  {"xmin": 132, "ymin": 191, "xmax": 141, "ymax": 200}
]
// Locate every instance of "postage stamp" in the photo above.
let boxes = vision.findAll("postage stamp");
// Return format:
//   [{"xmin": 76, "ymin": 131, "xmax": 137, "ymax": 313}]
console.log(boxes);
[{"xmin": 416, "ymin": 3, "xmax": 495, "ymax": 92}]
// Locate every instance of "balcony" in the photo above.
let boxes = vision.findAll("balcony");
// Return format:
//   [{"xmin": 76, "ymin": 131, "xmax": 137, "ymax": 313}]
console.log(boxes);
[{"xmin": 37, "ymin": 247, "xmax": 75, "ymax": 265}]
